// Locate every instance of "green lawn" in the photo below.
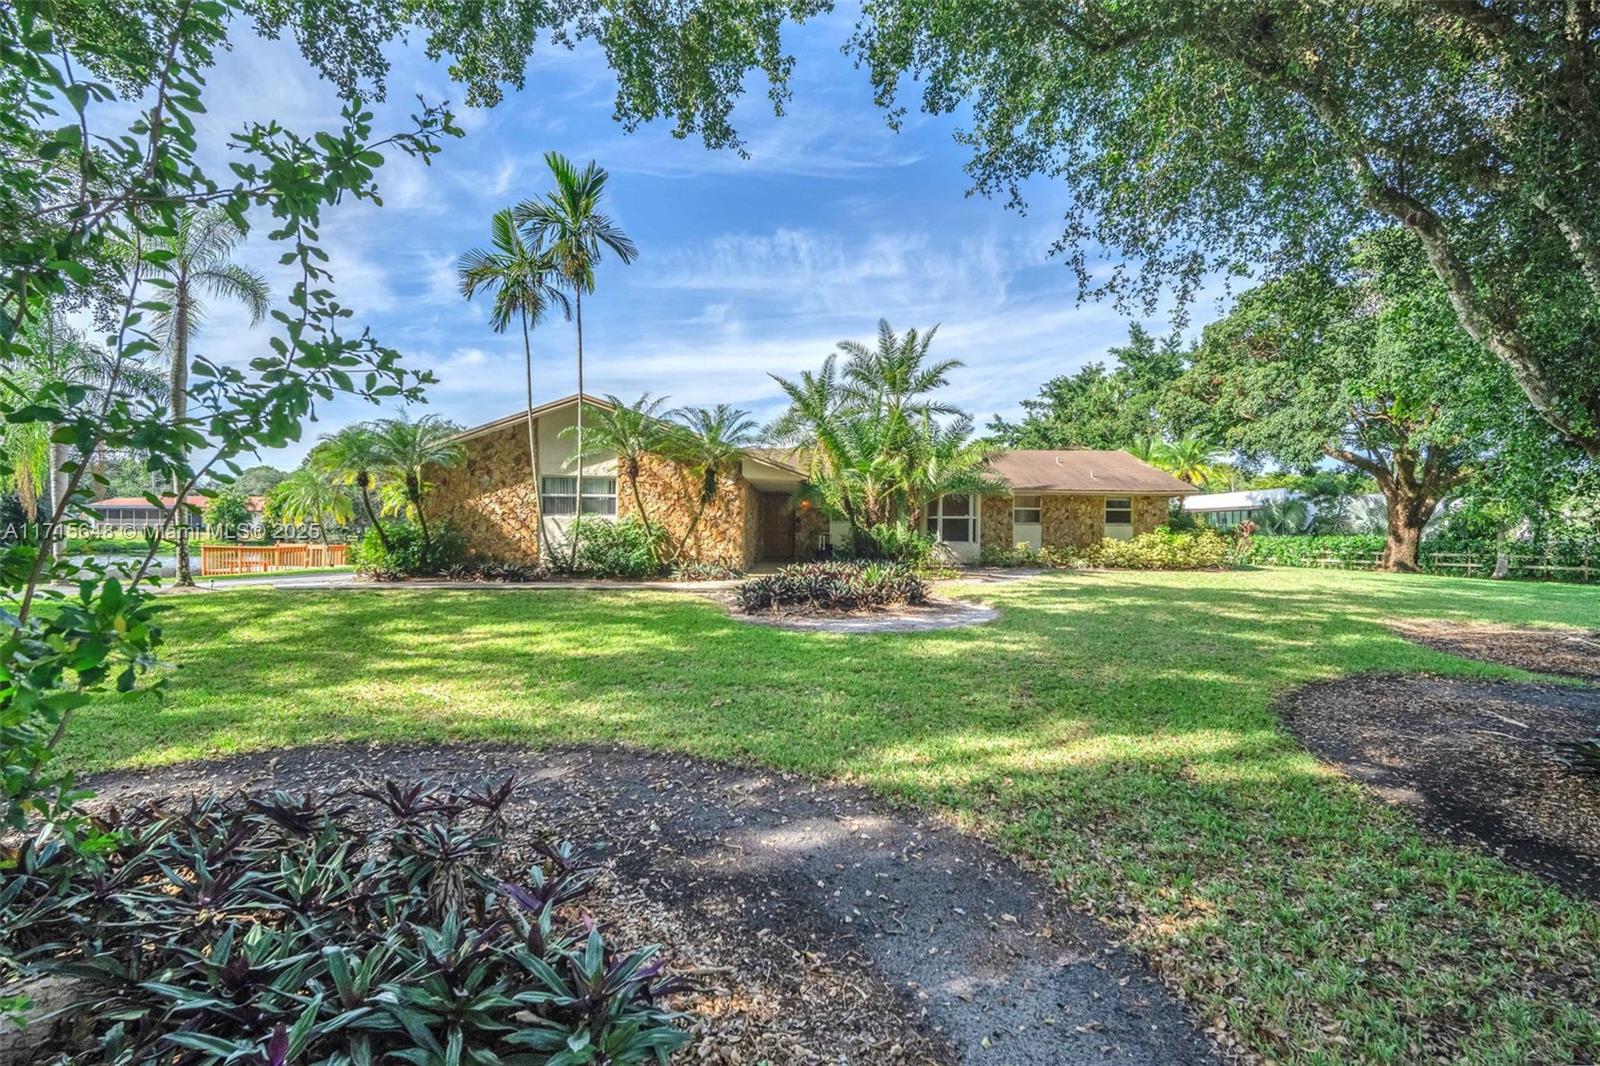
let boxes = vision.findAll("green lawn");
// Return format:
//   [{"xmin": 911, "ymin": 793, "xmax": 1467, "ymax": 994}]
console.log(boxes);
[{"xmin": 73, "ymin": 567, "xmax": 1600, "ymax": 1065}]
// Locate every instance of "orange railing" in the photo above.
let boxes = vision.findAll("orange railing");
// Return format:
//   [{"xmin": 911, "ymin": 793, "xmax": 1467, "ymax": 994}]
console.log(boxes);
[{"xmin": 199, "ymin": 542, "xmax": 349, "ymax": 576}]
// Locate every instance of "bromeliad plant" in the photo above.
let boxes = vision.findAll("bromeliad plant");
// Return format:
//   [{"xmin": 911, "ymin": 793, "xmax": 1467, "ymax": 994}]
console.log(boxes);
[{"xmin": 0, "ymin": 778, "xmax": 690, "ymax": 1064}]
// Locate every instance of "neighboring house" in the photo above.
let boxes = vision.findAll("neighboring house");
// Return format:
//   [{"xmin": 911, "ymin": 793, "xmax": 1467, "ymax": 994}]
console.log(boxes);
[
  {"xmin": 431, "ymin": 394, "xmax": 1196, "ymax": 568},
  {"xmin": 86, "ymin": 494, "xmax": 266, "ymax": 532},
  {"xmin": 1182, "ymin": 488, "xmax": 1293, "ymax": 529}
]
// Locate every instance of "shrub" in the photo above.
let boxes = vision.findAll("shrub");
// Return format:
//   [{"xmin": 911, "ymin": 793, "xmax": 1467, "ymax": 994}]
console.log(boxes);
[
  {"xmin": 558, "ymin": 517, "xmax": 666, "ymax": 580},
  {"xmin": 734, "ymin": 560, "xmax": 929, "ymax": 612},
  {"xmin": 0, "ymin": 779, "xmax": 689, "ymax": 1064},
  {"xmin": 351, "ymin": 521, "xmax": 465, "ymax": 579},
  {"xmin": 444, "ymin": 558, "xmax": 546, "ymax": 582},
  {"xmin": 858, "ymin": 522, "xmax": 937, "ymax": 568},
  {"xmin": 1243, "ymin": 533, "xmax": 1387, "ymax": 569},
  {"xmin": 981, "ymin": 529, "xmax": 1230, "ymax": 570},
  {"xmin": 1084, "ymin": 527, "xmax": 1231, "ymax": 569},
  {"xmin": 671, "ymin": 559, "xmax": 743, "ymax": 581}
]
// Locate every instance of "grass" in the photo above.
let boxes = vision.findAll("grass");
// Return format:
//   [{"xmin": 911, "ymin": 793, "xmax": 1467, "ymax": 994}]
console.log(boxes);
[{"xmin": 73, "ymin": 566, "xmax": 1600, "ymax": 1064}]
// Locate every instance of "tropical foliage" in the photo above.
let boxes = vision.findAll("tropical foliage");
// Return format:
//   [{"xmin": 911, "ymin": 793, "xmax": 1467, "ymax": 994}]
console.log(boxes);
[
  {"xmin": 269, "ymin": 467, "xmax": 354, "ymax": 541},
  {"xmin": 515, "ymin": 153, "xmax": 637, "ymax": 567},
  {"xmin": 768, "ymin": 319, "xmax": 1002, "ymax": 555},
  {"xmin": 0, "ymin": 779, "xmax": 688, "ymax": 1064},
  {"xmin": 364, "ymin": 415, "xmax": 465, "ymax": 568},
  {"xmin": 980, "ymin": 528, "xmax": 1231, "ymax": 570},
  {"xmin": 734, "ymin": 560, "xmax": 928, "ymax": 612},
  {"xmin": 458, "ymin": 207, "xmax": 570, "ymax": 560}
]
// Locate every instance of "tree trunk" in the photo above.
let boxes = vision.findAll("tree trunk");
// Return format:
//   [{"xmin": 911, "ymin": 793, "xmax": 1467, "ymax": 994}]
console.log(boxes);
[
  {"xmin": 520, "ymin": 310, "xmax": 542, "ymax": 564},
  {"xmin": 359, "ymin": 477, "xmax": 391, "ymax": 551},
  {"xmin": 1380, "ymin": 488, "xmax": 1430, "ymax": 573},
  {"xmin": 171, "ymin": 287, "xmax": 194, "ymax": 586},
  {"xmin": 48, "ymin": 441, "xmax": 69, "ymax": 560},
  {"xmin": 569, "ymin": 287, "xmax": 585, "ymax": 570}
]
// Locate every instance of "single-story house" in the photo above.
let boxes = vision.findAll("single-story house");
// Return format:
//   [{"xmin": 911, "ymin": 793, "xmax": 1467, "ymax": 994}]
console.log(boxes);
[
  {"xmin": 1182, "ymin": 488, "xmax": 1293, "ymax": 529},
  {"xmin": 86, "ymin": 494, "xmax": 266, "ymax": 532},
  {"xmin": 430, "ymin": 394, "xmax": 1197, "ymax": 568}
]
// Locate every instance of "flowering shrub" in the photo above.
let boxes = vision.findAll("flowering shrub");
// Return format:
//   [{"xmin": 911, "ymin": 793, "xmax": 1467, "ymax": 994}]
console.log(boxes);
[
  {"xmin": 735, "ymin": 560, "xmax": 929, "ymax": 612},
  {"xmin": 0, "ymin": 779, "xmax": 688, "ymax": 1064}
]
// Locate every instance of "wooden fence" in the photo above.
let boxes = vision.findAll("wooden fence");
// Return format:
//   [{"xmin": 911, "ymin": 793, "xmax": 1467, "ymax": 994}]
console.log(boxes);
[
  {"xmin": 1301, "ymin": 549, "xmax": 1595, "ymax": 583},
  {"xmin": 199, "ymin": 542, "xmax": 349, "ymax": 576}
]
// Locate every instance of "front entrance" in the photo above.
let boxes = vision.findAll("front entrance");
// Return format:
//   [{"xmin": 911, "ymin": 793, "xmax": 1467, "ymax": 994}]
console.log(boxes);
[{"xmin": 758, "ymin": 492, "xmax": 795, "ymax": 560}]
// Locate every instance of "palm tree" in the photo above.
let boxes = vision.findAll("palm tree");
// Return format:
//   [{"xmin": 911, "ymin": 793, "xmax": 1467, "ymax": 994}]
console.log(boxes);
[
  {"xmin": 6, "ymin": 311, "xmax": 166, "ymax": 534},
  {"xmin": 365, "ymin": 414, "xmax": 465, "ymax": 568},
  {"xmin": 566, "ymin": 394, "xmax": 672, "ymax": 561},
  {"xmin": 514, "ymin": 153, "xmax": 637, "ymax": 567},
  {"xmin": 663, "ymin": 404, "xmax": 757, "ymax": 563},
  {"xmin": 457, "ymin": 208, "xmax": 571, "ymax": 560},
  {"xmin": 897, "ymin": 416, "xmax": 1006, "ymax": 530},
  {"xmin": 138, "ymin": 207, "xmax": 270, "ymax": 585},
  {"xmin": 838, "ymin": 319, "xmax": 963, "ymax": 424},
  {"xmin": 271, "ymin": 467, "xmax": 353, "ymax": 542},
  {"xmin": 311, "ymin": 424, "xmax": 391, "ymax": 549},
  {"xmin": 1126, "ymin": 435, "xmax": 1161, "ymax": 464},
  {"xmin": 1155, "ymin": 433, "xmax": 1226, "ymax": 487},
  {"xmin": 1252, "ymin": 496, "xmax": 1313, "ymax": 535}
]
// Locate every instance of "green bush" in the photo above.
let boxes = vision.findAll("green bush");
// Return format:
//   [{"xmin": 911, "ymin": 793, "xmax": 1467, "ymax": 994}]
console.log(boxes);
[
  {"xmin": 351, "ymin": 521, "xmax": 464, "ymax": 578},
  {"xmin": 561, "ymin": 517, "xmax": 665, "ymax": 579},
  {"xmin": 1242, "ymin": 534, "xmax": 1386, "ymax": 568},
  {"xmin": 980, "ymin": 528, "xmax": 1231, "ymax": 570},
  {"xmin": 857, "ymin": 521, "xmax": 938, "ymax": 568}
]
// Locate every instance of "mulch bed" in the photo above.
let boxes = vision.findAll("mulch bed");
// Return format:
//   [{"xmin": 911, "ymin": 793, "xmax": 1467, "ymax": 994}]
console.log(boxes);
[
  {"xmin": 1389, "ymin": 618, "xmax": 1600, "ymax": 681},
  {"xmin": 1282, "ymin": 676, "xmax": 1600, "ymax": 900},
  {"xmin": 83, "ymin": 745, "xmax": 1218, "ymax": 1066},
  {"xmin": 724, "ymin": 598, "xmax": 1000, "ymax": 633}
]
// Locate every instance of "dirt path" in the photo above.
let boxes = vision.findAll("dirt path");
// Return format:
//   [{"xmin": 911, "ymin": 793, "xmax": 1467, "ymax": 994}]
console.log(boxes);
[{"xmin": 87, "ymin": 744, "xmax": 1219, "ymax": 1066}]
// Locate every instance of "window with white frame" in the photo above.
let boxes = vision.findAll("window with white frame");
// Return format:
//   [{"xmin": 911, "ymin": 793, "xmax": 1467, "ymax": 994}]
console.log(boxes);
[
  {"xmin": 1104, "ymin": 497, "xmax": 1133, "ymax": 527},
  {"xmin": 540, "ymin": 476, "xmax": 617, "ymax": 517},
  {"xmin": 1013, "ymin": 494, "xmax": 1042, "ymax": 524},
  {"xmin": 926, "ymin": 494, "xmax": 976, "ymax": 543}
]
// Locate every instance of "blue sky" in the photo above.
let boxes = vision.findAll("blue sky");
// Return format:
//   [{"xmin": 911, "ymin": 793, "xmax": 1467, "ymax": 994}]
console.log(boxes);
[{"xmin": 173, "ymin": 9, "xmax": 1222, "ymax": 468}]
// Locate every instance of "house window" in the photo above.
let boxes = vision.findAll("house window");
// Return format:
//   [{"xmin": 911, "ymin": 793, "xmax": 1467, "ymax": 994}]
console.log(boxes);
[
  {"xmin": 541, "ymin": 476, "xmax": 617, "ymax": 517},
  {"xmin": 1105, "ymin": 497, "xmax": 1133, "ymax": 538},
  {"xmin": 1013, "ymin": 494, "xmax": 1042, "ymax": 524},
  {"xmin": 926, "ymin": 494, "xmax": 976, "ymax": 543},
  {"xmin": 580, "ymin": 476, "xmax": 617, "ymax": 516}
]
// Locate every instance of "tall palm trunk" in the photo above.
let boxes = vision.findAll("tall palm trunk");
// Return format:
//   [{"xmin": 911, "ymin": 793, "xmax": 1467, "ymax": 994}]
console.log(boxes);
[
  {"xmin": 520, "ymin": 309, "xmax": 542, "ymax": 563},
  {"xmin": 357, "ymin": 473, "xmax": 391, "ymax": 551},
  {"xmin": 171, "ymin": 287, "xmax": 194, "ymax": 586},
  {"xmin": 569, "ymin": 287, "xmax": 585, "ymax": 569},
  {"xmin": 48, "ymin": 441, "xmax": 68, "ymax": 560}
]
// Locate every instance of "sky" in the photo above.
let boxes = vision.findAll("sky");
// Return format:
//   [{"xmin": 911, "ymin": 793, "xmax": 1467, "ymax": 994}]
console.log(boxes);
[{"xmin": 144, "ymin": 8, "xmax": 1226, "ymax": 468}]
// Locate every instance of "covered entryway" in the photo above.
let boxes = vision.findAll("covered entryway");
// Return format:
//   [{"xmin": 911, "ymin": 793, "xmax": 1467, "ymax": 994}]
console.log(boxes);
[{"xmin": 758, "ymin": 491, "xmax": 796, "ymax": 561}]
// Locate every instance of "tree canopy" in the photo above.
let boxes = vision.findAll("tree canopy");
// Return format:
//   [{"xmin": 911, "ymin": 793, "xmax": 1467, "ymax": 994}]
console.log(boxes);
[
  {"xmin": 1171, "ymin": 231, "xmax": 1522, "ymax": 568},
  {"xmin": 989, "ymin": 325, "xmax": 1183, "ymax": 450},
  {"xmin": 850, "ymin": 0, "xmax": 1600, "ymax": 458}
]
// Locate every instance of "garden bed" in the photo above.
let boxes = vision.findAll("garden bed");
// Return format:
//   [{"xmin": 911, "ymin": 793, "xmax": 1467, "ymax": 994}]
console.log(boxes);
[
  {"xmin": 77, "ymin": 744, "xmax": 1217, "ymax": 1065},
  {"xmin": 1389, "ymin": 618, "xmax": 1600, "ymax": 681},
  {"xmin": 1282, "ymin": 676, "xmax": 1600, "ymax": 900}
]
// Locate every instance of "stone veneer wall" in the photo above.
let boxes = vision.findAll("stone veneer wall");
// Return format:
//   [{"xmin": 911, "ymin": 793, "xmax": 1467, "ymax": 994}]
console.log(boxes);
[
  {"xmin": 1036, "ymin": 494, "xmax": 1175, "ymax": 549},
  {"xmin": 1132, "ymin": 495, "xmax": 1170, "ymax": 534},
  {"xmin": 794, "ymin": 503, "xmax": 830, "ymax": 561},
  {"xmin": 428, "ymin": 422, "xmax": 541, "ymax": 563},
  {"xmin": 618, "ymin": 453, "xmax": 755, "ymax": 568},
  {"xmin": 980, "ymin": 493, "xmax": 1014, "ymax": 552}
]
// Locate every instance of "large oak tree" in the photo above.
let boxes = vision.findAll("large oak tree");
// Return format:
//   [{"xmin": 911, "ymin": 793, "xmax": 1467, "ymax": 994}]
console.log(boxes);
[
  {"xmin": 852, "ymin": 0, "xmax": 1600, "ymax": 459},
  {"xmin": 1174, "ymin": 232, "xmax": 1512, "ymax": 570}
]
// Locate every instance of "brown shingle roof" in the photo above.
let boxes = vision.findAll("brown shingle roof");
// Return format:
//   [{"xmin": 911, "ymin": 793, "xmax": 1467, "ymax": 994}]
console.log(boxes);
[{"xmin": 985, "ymin": 450, "xmax": 1198, "ymax": 495}]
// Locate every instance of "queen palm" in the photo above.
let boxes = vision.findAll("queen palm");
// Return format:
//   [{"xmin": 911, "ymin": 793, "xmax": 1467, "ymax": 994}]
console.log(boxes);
[
  {"xmin": 457, "ymin": 208, "xmax": 570, "ymax": 559},
  {"xmin": 311, "ymin": 424, "xmax": 390, "ymax": 550},
  {"xmin": 139, "ymin": 207, "xmax": 270, "ymax": 584},
  {"xmin": 663, "ymin": 404, "xmax": 756, "ymax": 564},
  {"xmin": 514, "ymin": 153, "xmax": 637, "ymax": 566},
  {"xmin": 271, "ymin": 467, "xmax": 353, "ymax": 543},
  {"xmin": 366, "ymin": 414, "xmax": 465, "ymax": 568}
]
